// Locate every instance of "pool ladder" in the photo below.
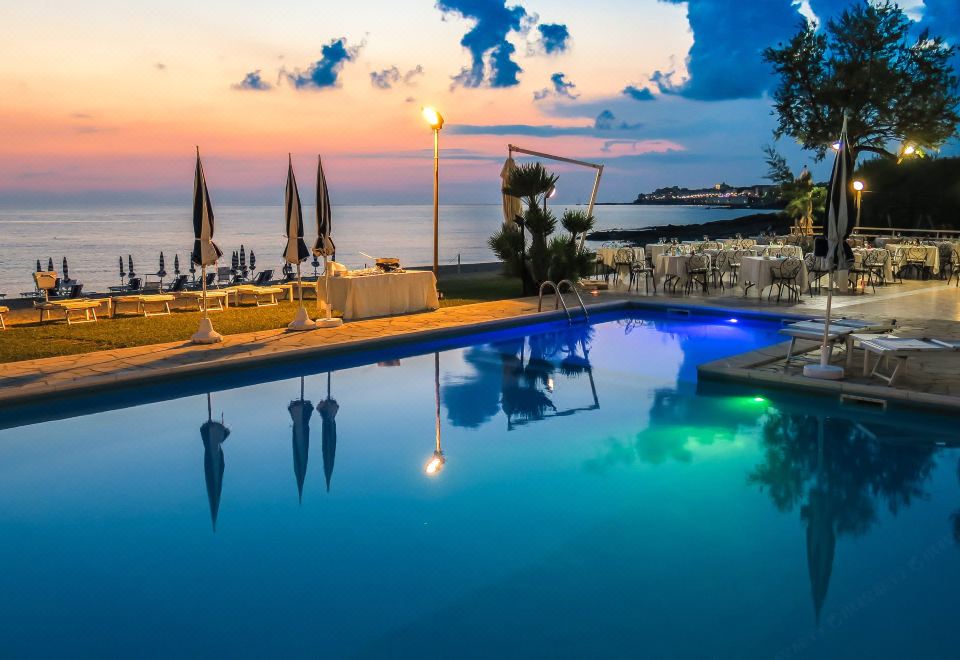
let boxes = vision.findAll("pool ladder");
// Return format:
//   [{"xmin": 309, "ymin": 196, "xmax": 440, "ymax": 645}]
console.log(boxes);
[{"xmin": 538, "ymin": 279, "xmax": 589, "ymax": 324}]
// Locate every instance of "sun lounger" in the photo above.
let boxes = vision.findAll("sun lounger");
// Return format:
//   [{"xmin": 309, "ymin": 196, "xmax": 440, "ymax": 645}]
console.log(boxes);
[
  {"xmin": 0, "ymin": 306, "xmax": 8, "ymax": 330},
  {"xmin": 858, "ymin": 336, "xmax": 960, "ymax": 386},
  {"xmin": 111, "ymin": 294, "xmax": 176, "ymax": 317},
  {"xmin": 780, "ymin": 318, "xmax": 894, "ymax": 365},
  {"xmin": 177, "ymin": 289, "xmax": 229, "ymax": 312},
  {"xmin": 34, "ymin": 299, "xmax": 102, "ymax": 324},
  {"xmin": 228, "ymin": 285, "xmax": 284, "ymax": 307}
]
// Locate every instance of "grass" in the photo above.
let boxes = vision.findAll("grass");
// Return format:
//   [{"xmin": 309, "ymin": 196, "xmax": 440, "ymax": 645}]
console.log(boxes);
[{"xmin": 0, "ymin": 272, "xmax": 523, "ymax": 364}]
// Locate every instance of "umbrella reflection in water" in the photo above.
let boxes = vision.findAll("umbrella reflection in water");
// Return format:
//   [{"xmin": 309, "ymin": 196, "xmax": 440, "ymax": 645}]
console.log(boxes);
[
  {"xmin": 316, "ymin": 372, "xmax": 339, "ymax": 491},
  {"xmin": 201, "ymin": 393, "xmax": 230, "ymax": 531},
  {"xmin": 289, "ymin": 376, "xmax": 313, "ymax": 503}
]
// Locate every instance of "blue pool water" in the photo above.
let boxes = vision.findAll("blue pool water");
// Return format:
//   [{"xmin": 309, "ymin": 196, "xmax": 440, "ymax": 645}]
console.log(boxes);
[{"xmin": 1, "ymin": 311, "xmax": 958, "ymax": 658}]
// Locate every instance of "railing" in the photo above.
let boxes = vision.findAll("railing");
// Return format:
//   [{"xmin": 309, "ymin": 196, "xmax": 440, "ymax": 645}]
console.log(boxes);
[{"xmin": 538, "ymin": 280, "xmax": 589, "ymax": 324}]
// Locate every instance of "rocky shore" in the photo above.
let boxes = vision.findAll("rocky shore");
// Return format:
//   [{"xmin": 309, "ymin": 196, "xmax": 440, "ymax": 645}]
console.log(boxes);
[{"xmin": 586, "ymin": 212, "xmax": 791, "ymax": 244}]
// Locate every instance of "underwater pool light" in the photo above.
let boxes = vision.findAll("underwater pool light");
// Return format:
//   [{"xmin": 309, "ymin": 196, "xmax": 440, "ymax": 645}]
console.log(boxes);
[
  {"xmin": 727, "ymin": 318, "xmax": 738, "ymax": 323},
  {"xmin": 752, "ymin": 396, "xmax": 767, "ymax": 403}
]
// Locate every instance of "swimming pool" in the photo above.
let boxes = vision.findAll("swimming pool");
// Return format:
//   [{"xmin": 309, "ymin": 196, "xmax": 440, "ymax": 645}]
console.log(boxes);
[{"xmin": 1, "ymin": 310, "xmax": 957, "ymax": 658}]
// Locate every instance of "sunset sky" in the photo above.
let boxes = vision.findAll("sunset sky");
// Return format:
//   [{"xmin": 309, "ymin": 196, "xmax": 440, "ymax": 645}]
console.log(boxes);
[{"xmin": 0, "ymin": 0, "xmax": 953, "ymax": 206}]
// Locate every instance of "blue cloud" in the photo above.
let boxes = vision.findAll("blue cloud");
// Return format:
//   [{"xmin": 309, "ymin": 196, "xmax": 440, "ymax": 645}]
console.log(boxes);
[
  {"xmin": 449, "ymin": 111, "xmax": 642, "ymax": 137},
  {"xmin": 657, "ymin": 0, "xmax": 804, "ymax": 100},
  {"xmin": 538, "ymin": 23, "xmax": 570, "ymax": 54},
  {"xmin": 285, "ymin": 38, "xmax": 361, "ymax": 89},
  {"xmin": 533, "ymin": 72, "xmax": 578, "ymax": 101},
  {"xmin": 622, "ymin": 85, "xmax": 655, "ymax": 101},
  {"xmin": 437, "ymin": 0, "xmax": 527, "ymax": 88},
  {"xmin": 920, "ymin": 0, "xmax": 960, "ymax": 64},
  {"xmin": 233, "ymin": 70, "xmax": 272, "ymax": 91},
  {"xmin": 594, "ymin": 110, "xmax": 641, "ymax": 131},
  {"xmin": 370, "ymin": 65, "xmax": 424, "ymax": 90}
]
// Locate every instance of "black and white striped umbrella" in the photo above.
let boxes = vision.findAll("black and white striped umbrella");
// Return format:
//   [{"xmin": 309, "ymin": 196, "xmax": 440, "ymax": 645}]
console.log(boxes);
[
  {"xmin": 191, "ymin": 149, "xmax": 223, "ymax": 268},
  {"xmin": 47, "ymin": 257, "xmax": 54, "ymax": 272},
  {"xmin": 249, "ymin": 250, "xmax": 256, "ymax": 270},
  {"xmin": 128, "ymin": 254, "xmax": 135, "ymax": 279},
  {"xmin": 174, "ymin": 254, "xmax": 180, "ymax": 276},
  {"xmin": 823, "ymin": 115, "xmax": 856, "ymax": 273},
  {"xmin": 119, "ymin": 256, "xmax": 125, "ymax": 279},
  {"xmin": 157, "ymin": 252, "xmax": 167, "ymax": 278},
  {"xmin": 317, "ymin": 372, "xmax": 338, "ymax": 493},
  {"xmin": 36, "ymin": 259, "xmax": 41, "ymax": 272},
  {"xmin": 201, "ymin": 393, "xmax": 230, "ymax": 532},
  {"xmin": 62, "ymin": 256, "xmax": 69, "ymax": 280},
  {"xmin": 313, "ymin": 155, "xmax": 335, "ymax": 258},
  {"xmin": 283, "ymin": 156, "xmax": 309, "ymax": 265},
  {"xmin": 239, "ymin": 245, "xmax": 246, "ymax": 269},
  {"xmin": 231, "ymin": 250, "xmax": 238, "ymax": 274},
  {"xmin": 289, "ymin": 376, "xmax": 313, "ymax": 504}
]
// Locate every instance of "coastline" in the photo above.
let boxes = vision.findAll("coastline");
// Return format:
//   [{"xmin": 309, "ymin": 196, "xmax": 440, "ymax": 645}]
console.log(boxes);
[{"xmin": 586, "ymin": 211, "xmax": 790, "ymax": 244}]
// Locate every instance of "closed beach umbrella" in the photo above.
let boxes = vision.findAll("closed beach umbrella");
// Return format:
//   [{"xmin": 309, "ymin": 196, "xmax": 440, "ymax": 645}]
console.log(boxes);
[
  {"xmin": 239, "ymin": 245, "xmax": 246, "ymax": 269},
  {"xmin": 62, "ymin": 256, "xmax": 69, "ymax": 281},
  {"xmin": 190, "ymin": 147, "xmax": 224, "ymax": 343},
  {"xmin": 317, "ymin": 372, "xmax": 339, "ymax": 492},
  {"xmin": 157, "ymin": 252, "xmax": 166, "ymax": 278},
  {"xmin": 47, "ymin": 257, "xmax": 54, "ymax": 272},
  {"xmin": 174, "ymin": 254, "xmax": 180, "ymax": 276},
  {"xmin": 289, "ymin": 376, "xmax": 313, "ymax": 503},
  {"xmin": 128, "ymin": 254, "xmax": 135, "ymax": 279},
  {"xmin": 231, "ymin": 250, "xmax": 238, "ymax": 274},
  {"xmin": 118, "ymin": 256, "xmax": 125, "ymax": 280},
  {"xmin": 250, "ymin": 250, "xmax": 256, "ymax": 270},
  {"xmin": 284, "ymin": 154, "xmax": 314, "ymax": 330},
  {"xmin": 501, "ymin": 156, "xmax": 522, "ymax": 224},
  {"xmin": 200, "ymin": 393, "xmax": 230, "ymax": 532},
  {"xmin": 313, "ymin": 155, "xmax": 340, "ymax": 326},
  {"xmin": 36, "ymin": 259, "xmax": 41, "ymax": 272},
  {"xmin": 805, "ymin": 114, "xmax": 856, "ymax": 379}
]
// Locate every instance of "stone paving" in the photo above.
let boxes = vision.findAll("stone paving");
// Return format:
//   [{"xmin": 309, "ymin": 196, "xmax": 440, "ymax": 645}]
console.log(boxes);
[{"xmin": 1, "ymin": 276, "xmax": 958, "ymax": 410}]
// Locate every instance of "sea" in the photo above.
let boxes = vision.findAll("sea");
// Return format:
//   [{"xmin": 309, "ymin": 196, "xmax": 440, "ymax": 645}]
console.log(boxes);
[{"xmin": 0, "ymin": 204, "xmax": 750, "ymax": 294}]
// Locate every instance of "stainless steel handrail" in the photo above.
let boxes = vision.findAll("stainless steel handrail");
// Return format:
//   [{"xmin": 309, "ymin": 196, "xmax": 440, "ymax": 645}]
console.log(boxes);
[
  {"xmin": 538, "ymin": 280, "xmax": 571, "ymax": 323},
  {"xmin": 557, "ymin": 279, "xmax": 589, "ymax": 322}
]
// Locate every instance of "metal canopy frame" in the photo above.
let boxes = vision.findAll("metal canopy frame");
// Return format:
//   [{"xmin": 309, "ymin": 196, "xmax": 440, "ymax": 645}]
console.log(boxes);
[{"xmin": 508, "ymin": 144, "xmax": 604, "ymax": 219}]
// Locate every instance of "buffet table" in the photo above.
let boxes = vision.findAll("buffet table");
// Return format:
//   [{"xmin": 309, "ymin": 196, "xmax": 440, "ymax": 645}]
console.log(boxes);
[{"xmin": 315, "ymin": 271, "xmax": 439, "ymax": 321}]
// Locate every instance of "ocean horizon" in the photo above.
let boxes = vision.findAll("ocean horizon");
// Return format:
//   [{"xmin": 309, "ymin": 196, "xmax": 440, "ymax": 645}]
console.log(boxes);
[{"xmin": 1, "ymin": 203, "xmax": 751, "ymax": 293}]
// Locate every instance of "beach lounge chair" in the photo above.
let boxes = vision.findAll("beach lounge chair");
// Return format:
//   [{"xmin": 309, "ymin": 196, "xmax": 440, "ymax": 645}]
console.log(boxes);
[
  {"xmin": 165, "ymin": 274, "xmax": 188, "ymax": 293},
  {"xmin": 111, "ymin": 294, "xmax": 176, "ymax": 317},
  {"xmin": 229, "ymin": 285, "xmax": 284, "ymax": 307},
  {"xmin": 0, "ymin": 305, "xmax": 8, "ymax": 330},
  {"xmin": 780, "ymin": 318, "xmax": 895, "ymax": 366},
  {"xmin": 177, "ymin": 289, "xmax": 229, "ymax": 312},
  {"xmin": 251, "ymin": 269, "xmax": 274, "ymax": 286},
  {"xmin": 858, "ymin": 336, "xmax": 960, "ymax": 386}
]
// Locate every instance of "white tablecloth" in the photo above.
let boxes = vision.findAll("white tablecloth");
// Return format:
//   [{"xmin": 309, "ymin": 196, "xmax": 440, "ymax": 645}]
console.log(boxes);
[
  {"xmin": 656, "ymin": 254, "xmax": 701, "ymax": 287},
  {"xmin": 316, "ymin": 271, "xmax": 439, "ymax": 320},
  {"xmin": 884, "ymin": 244, "xmax": 940, "ymax": 274},
  {"xmin": 739, "ymin": 256, "xmax": 808, "ymax": 296},
  {"xmin": 761, "ymin": 245, "xmax": 804, "ymax": 258},
  {"xmin": 597, "ymin": 247, "xmax": 644, "ymax": 268},
  {"xmin": 852, "ymin": 248, "xmax": 894, "ymax": 281}
]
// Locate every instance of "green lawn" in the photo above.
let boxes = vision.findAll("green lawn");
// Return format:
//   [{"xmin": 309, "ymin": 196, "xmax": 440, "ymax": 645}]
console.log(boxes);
[{"xmin": 0, "ymin": 272, "xmax": 522, "ymax": 364}]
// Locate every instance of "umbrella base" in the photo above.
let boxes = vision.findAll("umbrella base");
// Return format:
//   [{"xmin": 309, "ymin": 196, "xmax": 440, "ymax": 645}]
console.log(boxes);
[
  {"xmin": 288, "ymin": 306, "xmax": 318, "ymax": 331},
  {"xmin": 803, "ymin": 364, "xmax": 844, "ymax": 380},
  {"xmin": 314, "ymin": 316, "xmax": 343, "ymax": 329},
  {"xmin": 191, "ymin": 317, "xmax": 223, "ymax": 344}
]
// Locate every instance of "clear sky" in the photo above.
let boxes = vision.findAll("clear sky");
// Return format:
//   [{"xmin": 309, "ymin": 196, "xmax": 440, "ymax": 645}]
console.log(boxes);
[{"xmin": 0, "ymin": 0, "xmax": 949, "ymax": 206}]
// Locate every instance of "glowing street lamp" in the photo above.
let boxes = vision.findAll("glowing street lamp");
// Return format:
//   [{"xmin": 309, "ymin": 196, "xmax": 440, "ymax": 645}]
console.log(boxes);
[
  {"xmin": 422, "ymin": 107, "xmax": 444, "ymax": 279},
  {"xmin": 424, "ymin": 351, "xmax": 445, "ymax": 476},
  {"xmin": 852, "ymin": 179, "xmax": 865, "ymax": 228}
]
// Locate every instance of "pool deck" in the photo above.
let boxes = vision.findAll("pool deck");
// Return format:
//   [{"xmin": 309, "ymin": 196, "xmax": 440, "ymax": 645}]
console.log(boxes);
[{"xmin": 1, "ymin": 277, "xmax": 958, "ymax": 411}]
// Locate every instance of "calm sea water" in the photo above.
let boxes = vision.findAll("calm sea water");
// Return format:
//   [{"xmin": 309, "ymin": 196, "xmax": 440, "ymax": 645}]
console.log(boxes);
[
  {"xmin": 0, "ymin": 204, "xmax": 749, "ymax": 293},
  {"xmin": 0, "ymin": 310, "xmax": 958, "ymax": 657}
]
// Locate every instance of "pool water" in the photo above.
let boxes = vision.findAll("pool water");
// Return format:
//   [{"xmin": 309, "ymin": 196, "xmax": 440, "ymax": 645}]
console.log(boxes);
[{"xmin": 0, "ymin": 311, "xmax": 958, "ymax": 658}]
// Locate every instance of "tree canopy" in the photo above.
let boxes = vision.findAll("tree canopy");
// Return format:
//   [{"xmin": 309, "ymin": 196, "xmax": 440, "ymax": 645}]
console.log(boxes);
[{"xmin": 763, "ymin": 0, "xmax": 959, "ymax": 161}]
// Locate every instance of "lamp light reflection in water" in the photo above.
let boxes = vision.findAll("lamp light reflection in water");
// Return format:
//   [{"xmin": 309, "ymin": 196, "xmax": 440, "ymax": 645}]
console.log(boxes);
[{"xmin": 425, "ymin": 351, "xmax": 445, "ymax": 476}]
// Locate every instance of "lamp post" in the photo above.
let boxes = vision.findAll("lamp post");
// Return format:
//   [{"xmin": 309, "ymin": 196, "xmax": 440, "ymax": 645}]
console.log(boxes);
[
  {"xmin": 852, "ymin": 179, "xmax": 865, "ymax": 228},
  {"xmin": 424, "ymin": 351, "xmax": 445, "ymax": 476},
  {"xmin": 422, "ymin": 107, "xmax": 444, "ymax": 279}
]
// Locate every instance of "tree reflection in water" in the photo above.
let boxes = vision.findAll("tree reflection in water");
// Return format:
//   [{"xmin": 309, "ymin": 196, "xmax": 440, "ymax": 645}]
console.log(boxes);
[
  {"xmin": 441, "ymin": 325, "xmax": 598, "ymax": 430},
  {"xmin": 748, "ymin": 409, "xmax": 937, "ymax": 622}
]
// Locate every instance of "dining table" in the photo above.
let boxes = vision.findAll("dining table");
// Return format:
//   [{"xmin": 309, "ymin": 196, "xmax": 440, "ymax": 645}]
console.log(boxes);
[
  {"xmin": 738, "ymin": 255, "xmax": 809, "ymax": 297},
  {"xmin": 883, "ymin": 244, "xmax": 941, "ymax": 275}
]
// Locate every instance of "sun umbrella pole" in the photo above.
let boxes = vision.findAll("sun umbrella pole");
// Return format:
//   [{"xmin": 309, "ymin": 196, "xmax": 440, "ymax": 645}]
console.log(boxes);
[
  {"xmin": 324, "ymin": 255, "xmax": 332, "ymax": 320},
  {"xmin": 820, "ymin": 273, "xmax": 834, "ymax": 367},
  {"xmin": 201, "ymin": 264, "xmax": 209, "ymax": 321}
]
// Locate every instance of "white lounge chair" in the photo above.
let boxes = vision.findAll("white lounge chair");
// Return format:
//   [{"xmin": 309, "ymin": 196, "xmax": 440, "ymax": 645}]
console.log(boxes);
[
  {"xmin": 111, "ymin": 294, "xmax": 176, "ymax": 317},
  {"xmin": 858, "ymin": 337, "xmax": 960, "ymax": 386},
  {"xmin": 0, "ymin": 305, "xmax": 8, "ymax": 330},
  {"xmin": 780, "ymin": 318, "xmax": 895, "ymax": 365}
]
